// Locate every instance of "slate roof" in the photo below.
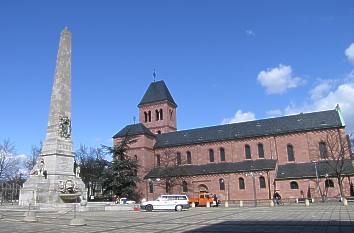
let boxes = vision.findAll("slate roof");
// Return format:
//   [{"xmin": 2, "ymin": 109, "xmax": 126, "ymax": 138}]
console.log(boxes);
[
  {"xmin": 138, "ymin": 80, "xmax": 177, "ymax": 107},
  {"xmin": 144, "ymin": 159, "xmax": 277, "ymax": 179},
  {"xmin": 276, "ymin": 160, "xmax": 354, "ymax": 180},
  {"xmin": 112, "ymin": 123, "xmax": 155, "ymax": 139},
  {"xmin": 155, "ymin": 110, "xmax": 342, "ymax": 148}
]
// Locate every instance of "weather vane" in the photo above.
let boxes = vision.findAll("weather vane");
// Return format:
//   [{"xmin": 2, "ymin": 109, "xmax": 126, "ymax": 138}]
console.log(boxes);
[{"xmin": 153, "ymin": 69, "xmax": 157, "ymax": 82}]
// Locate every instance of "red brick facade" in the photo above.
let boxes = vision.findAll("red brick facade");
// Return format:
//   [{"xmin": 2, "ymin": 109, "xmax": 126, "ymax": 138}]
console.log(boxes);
[{"xmin": 114, "ymin": 81, "xmax": 353, "ymax": 202}]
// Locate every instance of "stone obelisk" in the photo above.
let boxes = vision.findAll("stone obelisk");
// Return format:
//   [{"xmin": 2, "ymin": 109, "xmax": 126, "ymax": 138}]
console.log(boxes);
[{"xmin": 20, "ymin": 27, "xmax": 86, "ymax": 206}]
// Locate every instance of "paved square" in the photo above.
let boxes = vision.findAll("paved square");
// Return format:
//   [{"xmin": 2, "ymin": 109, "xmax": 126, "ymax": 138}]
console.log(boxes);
[{"xmin": 1, "ymin": 203, "xmax": 354, "ymax": 232}]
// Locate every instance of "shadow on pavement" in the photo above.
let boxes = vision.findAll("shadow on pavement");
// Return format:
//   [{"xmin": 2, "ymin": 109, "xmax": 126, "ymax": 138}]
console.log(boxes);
[{"xmin": 184, "ymin": 220, "xmax": 354, "ymax": 233}]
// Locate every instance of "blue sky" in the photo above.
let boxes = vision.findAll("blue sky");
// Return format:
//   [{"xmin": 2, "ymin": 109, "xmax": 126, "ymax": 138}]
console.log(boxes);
[{"xmin": 1, "ymin": 0, "xmax": 354, "ymax": 156}]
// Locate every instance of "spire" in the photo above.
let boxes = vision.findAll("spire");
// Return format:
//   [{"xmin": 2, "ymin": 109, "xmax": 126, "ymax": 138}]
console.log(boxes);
[
  {"xmin": 138, "ymin": 80, "xmax": 177, "ymax": 107},
  {"xmin": 41, "ymin": 27, "xmax": 73, "ymax": 156}
]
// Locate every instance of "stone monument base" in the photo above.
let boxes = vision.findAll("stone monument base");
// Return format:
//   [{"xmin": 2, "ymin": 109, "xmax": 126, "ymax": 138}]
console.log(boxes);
[{"xmin": 19, "ymin": 174, "xmax": 87, "ymax": 206}]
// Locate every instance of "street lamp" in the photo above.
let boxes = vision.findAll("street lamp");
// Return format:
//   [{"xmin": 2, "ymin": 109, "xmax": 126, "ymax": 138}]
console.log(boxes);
[
  {"xmin": 311, "ymin": 160, "xmax": 323, "ymax": 202},
  {"xmin": 245, "ymin": 171, "xmax": 262, "ymax": 207}
]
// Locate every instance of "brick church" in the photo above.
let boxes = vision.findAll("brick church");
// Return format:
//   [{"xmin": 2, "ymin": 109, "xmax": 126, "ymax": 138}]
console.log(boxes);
[{"xmin": 113, "ymin": 80, "xmax": 354, "ymax": 203}]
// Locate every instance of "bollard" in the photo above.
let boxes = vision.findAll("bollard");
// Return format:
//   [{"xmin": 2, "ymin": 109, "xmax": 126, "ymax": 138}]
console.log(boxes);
[
  {"xmin": 191, "ymin": 202, "xmax": 195, "ymax": 208},
  {"xmin": 305, "ymin": 199, "xmax": 310, "ymax": 207},
  {"xmin": 24, "ymin": 211, "xmax": 37, "ymax": 222},
  {"xmin": 69, "ymin": 204, "xmax": 86, "ymax": 226},
  {"xmin": 270, "ymin": 200, "xmax": 274, "ymax": 207},
  {"xmin": 239, "ymin": 200, "xmax": 243, "ymax": 207},
  {"xmin": 343, "ymin": 198, "xmax": 348, "ymax": 206},
  {"xmin": 225, "ymin": 201, "xmax": 229, "ymax": 208},
  {"xmin": 206, "ymin": 202, "xmax": 210, "ymax": 208},
  {"xmin": 295, "ymin": 198, "xmax": 299, "ymax": 203},
  {"xmin": 311, "ymin": 198, "xmax": 314, "ymax": 203}
]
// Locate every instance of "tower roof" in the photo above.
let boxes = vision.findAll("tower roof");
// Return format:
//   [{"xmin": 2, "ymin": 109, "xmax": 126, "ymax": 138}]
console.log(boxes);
[
  {"xmin": 138, "ymin": 80, "xmax": 177, "ymax": 107},
  {"xmin": 112, "ymin": 123, "xmax": 155, "ymax": 138}
]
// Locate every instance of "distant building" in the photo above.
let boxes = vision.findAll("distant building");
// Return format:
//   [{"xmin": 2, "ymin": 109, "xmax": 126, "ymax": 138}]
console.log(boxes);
[{"xmin": 113, "ymin": 80, "xmax": 354, "ymax": 202}]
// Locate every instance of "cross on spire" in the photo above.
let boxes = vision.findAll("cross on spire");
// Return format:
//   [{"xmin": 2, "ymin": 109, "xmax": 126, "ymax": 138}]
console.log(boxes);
[{"xmin": 153, "ymin": 69, "xmax": 157, "ymax": 82}]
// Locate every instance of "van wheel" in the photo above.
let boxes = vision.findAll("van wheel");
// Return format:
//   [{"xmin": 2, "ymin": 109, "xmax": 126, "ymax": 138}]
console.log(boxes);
[
  {"xmin": 175, "ymin": 205, "xmax": 183, "ymax": 212},
  {"xmin": 146, "ymin": 205, "xmax": 153, "ymax": 212}
]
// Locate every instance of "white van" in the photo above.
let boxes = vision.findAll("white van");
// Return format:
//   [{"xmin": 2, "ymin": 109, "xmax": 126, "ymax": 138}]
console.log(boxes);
[{"xmin": 140, "ymin": 195, "xmax": 190, "ymax": 212}]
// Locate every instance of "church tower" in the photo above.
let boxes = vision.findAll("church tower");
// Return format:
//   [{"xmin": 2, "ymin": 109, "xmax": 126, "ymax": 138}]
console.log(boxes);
[{"xmin": 138, "ymin": 80, "xmax": 177, "ymax": 134}]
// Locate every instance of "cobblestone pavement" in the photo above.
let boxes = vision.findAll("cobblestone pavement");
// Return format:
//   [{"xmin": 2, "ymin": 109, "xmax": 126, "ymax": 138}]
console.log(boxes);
[{"xmin": 0, "ymin": 204, "xmax": 354, "ymax": 232}]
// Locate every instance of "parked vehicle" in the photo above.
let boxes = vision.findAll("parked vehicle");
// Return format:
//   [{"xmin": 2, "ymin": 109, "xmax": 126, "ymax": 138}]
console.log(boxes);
[
  {"xmin": 188, "ymin": 193, "xmax": 219, "ymax": 207},
  {"xmin": 140, "ymin": 195, "xmax": 190, "ymax": 212}
]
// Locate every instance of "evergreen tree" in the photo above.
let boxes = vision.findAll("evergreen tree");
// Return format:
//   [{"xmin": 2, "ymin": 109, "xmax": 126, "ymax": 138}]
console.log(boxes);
[{"xmin": 101, "ymin": 134, "xmax": 140, "ymax": 201}]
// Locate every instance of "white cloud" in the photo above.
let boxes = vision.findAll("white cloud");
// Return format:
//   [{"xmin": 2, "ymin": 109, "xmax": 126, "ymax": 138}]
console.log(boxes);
[
  {"xmin": 245, "ymin": 30, "xmax": 255, "ymax": 36},
  {"xmin": 257, "ymin": 64, "xmax": 305, "ymax": 94},
  {"xmin": 275, "ymin": 80, "xmax": 354, "ymax": 132},
  {"xmin": 309, "ymin": 80, "xmax": 333, "ymax": 101},
  {"xmin": 222, "ymin": 110, "xmax": 256, "ymax": 124},
  {"xmin": 345, "ymin": 43, "xmax": 354, "ymax": 64}
]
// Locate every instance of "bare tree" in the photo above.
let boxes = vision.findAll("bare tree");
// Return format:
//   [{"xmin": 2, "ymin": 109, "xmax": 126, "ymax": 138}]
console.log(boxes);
[
  {"xmin": 24, "ymin": 142, "xmax": 42, "ymax": 173},
  {"xmin": 323, "ymin": 131, "xmax": 353, "ymax": 198},
  {"xmin": 0, "ymin": 139, "xmax": 21, "ymax": 182},
  {"xmin": 149, "ymin": 149, "xmax": 189, "ymax": 194}
]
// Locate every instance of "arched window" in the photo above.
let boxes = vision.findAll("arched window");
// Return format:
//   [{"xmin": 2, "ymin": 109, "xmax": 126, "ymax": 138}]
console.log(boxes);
[
  {"xmin": 134, "ymin": 155, "xmax": 138, "ymax": 161},
  {"xmin": 187, "ymin": 151, "xmax": 192, "ymax": 164},
  {"xmin": 157, "ymin": 130, "xmax": 161, "ymax": 134},
  {"xmin": 156, "ymin": 154, "xmax": 160, "ymax": 167},
  {"xmin": 160, "ymin": 109, "xmax": 163, "ymax": 120},
  {"xmin": 290, "ymin": 181, "xmax": 299, "ymax": 189},
  {"xmin": 219, "ymin": 178, "xmax": 225, "ymax": 190},
  {"xmin": 259, "ymin": 176, "xmax": 266, "ymax": 189},
  {"xmin": 325, "ymin": 179, "xmax": 334, "ymax": 188},
  {"xmin": 149, "ymin": 181, "xmax": 154, "ymax": 193},
  {"xmin": 209, "ymin": 149, "xmax": 214, "ymax": 162},
  {"xmin": 239, "ymin": 177, "xmax": 245, "ymax": 190},
  {"xmin": 182, "ymin": 181, "xmax": 188, "ymax": 192},
  {"xmin": 144, "ymin": 112, "xmax": 148, "ymax": 123},
  {"xmin": 176, "ymin": 152, "xmax": 181, "ymax": 165},
  {"xmin": 287, "ymin": 144, "xmax": 295, "ymax": 161},
  {"xmin": 155, "ymin": 109, "xmax": 159, "ymax": 121},
  {"xmin": 148, "ymin": 111, "xmax": 152, "ymax": 122},
  {"xmin": 319, "ymin": 142, "xmax": 327, "ymax": 159},
  {"xmin": 245, "ymin": 145, "xmax": 251, "ymax": 159},
  {"xmin": 220, "ymin": 147, "xmax": 225, "ymax": 161},
  {"xmin": 258, "ymin": 143, "xmax": 264, "ymax": 158}
]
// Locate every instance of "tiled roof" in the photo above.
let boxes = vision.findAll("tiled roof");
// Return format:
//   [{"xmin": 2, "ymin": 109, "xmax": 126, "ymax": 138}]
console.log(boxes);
[
  {"xmin": 112, "ymin": 123, "xmax": 155, "ymax": 139},
  {"xmin": 276, "ymin": 160, "xmax": 354, "ymax": 180},
  {"xmin": 144, "ymin": 159, "xmax": 277, "ymax": 179},
  {"xmin": 138, "ymin": 80, "xmax": 177, "ymax": 107},
  {"xmin": 155, "ymin": 110, "xmax": 342, "ymax": 148}
]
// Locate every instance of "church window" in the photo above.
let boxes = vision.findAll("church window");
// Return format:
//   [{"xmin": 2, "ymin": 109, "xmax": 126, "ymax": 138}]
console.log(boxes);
[
  {"xmin": 176, "ymin": 152, "xmax": 181, "ymax": 165},
  {"xmin": 157, "ymin": 130, "xmax": 161, "ymax": 134},
  {"xmin": 209, "ymin": 149, "xmax": 214, "ymax": 162},
  {"xmin": 149, "ymin": 181, "xmax": 154, "ymax": 193},
  {"xmin": 160, "ymin": 109, "xmax": 163, "ymax": 120},
  {"xmin": 258, "ymin": 143, "xmax": 264, "ymax": 158},
  {"xmin": 287, "ymin": 144, "xmax": 295, "ymax": 161},
  {"xmin": 219, "ymin": 178, "xmax": 225, "ymax": 190},
  {"xmin": 156, "ymin": 154, "xmax": 160, "ymax": 167},
  {"xmin": 182, "ymin": 181, "xmax": 188, "ymax": 192},
  {"xmin": 134, "ymin": 155, "xmax": 138, "ymax": 161},
  {"xmin": 245, "ymin": 145, "xmax": 251, "ymax": 159},
  {"xmin": 148, "ymin": 111, "xmax": 152, "ymax": 122},
  {"xmin": 259, "ymin": 176, "xmax": 266, "ymax": 189},
  {"xmin": 325, "ymin": 179, "xmax": 334, "ymax": 188},
  {"xmin": 155, "ymin": 110, "xmax": 159, "ymax": 121},
  {"xmin": 187, "ymin": 151, "xmax": 192, "ymax": 164},
  {"xmin": 170, "ymin": 109, "xmax": 173, "ymax": 119},
  {"xmin": 319, "ymin": 142, "xmax": 327, "ymax": 159},
  {"xmin": 144, "ymin": 112, "xmax": 148, "ymax": 123},
  {"xmin": 290, "ymin": 181, "xmax": 298, "ymax": 189},
  {"xmin": 220, "ymin": 147, "xmax": 225, "ymax": 161},
  {"xmin": 239, "ymin": 177, "xmax": 245, "ymax": 190}
]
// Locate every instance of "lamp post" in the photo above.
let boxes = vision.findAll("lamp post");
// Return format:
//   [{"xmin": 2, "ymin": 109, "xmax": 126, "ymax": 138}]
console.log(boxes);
[
  {"xmin": 245, "ymin": 171, "xmax": 261, "ymax": 207},
  {"xmin": 312, "ymin": 160, "xmax": 324, "ymax": 202}
]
